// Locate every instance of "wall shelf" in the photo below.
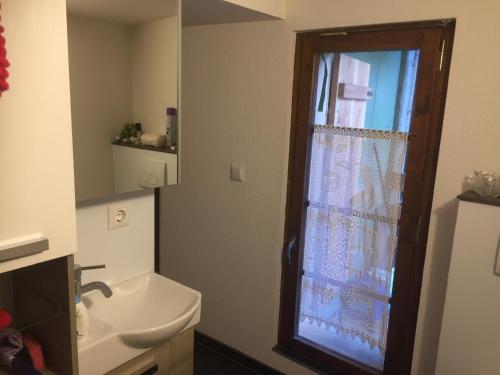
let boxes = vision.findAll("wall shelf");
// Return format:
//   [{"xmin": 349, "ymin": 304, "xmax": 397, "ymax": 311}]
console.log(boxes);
[
  {"xmin": 457, "ymin": 190, "xmax": 500, "ymax": 207},
  {"xmin": 112, "ymin": 141, "xmax": 177, "ymax": 155}
]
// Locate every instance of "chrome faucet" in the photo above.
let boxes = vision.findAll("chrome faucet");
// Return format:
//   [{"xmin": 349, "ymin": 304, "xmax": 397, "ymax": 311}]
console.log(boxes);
[{"xmin": 75, "ymin": 264, "xmax": 113, "ymax": 300}]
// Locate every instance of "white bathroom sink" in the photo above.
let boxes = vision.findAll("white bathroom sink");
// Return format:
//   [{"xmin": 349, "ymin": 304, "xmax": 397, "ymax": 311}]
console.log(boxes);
[{"xmin": 78, "ymin": 272, "xmax": 201, "ymax": 375}]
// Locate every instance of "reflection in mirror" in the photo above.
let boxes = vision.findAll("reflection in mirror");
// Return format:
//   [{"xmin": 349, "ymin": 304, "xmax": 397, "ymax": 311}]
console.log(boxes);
[{"xmin": 67, "ymin": 0, "xmax": 179, "ymax": 203}]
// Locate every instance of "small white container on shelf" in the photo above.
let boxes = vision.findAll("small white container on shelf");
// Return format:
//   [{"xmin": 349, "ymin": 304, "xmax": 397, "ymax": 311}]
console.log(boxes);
[
  {"xmin": 76, "ymin": 300, "xmax": 90, "ymax": 342},
  {"xmin": 140, "ymin": 133, "xmax": 167, "ymax": 148}
]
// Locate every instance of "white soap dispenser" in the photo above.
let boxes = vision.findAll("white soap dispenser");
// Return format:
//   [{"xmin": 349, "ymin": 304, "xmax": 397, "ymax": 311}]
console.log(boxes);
[
  {"xmin": 75, "ymin": 294, "xmax": 89, "ymax": 342},
  {"xmin": 74, "ymin": 263, "xmax": 110, "ymax": 342},
  {"xmin": 74, "ymin": 264, "xmax": 92, "ymax": 342}
]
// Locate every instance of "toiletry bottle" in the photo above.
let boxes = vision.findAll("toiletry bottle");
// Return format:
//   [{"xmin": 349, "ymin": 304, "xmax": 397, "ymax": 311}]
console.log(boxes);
[
  {"xmin": 75, "ymin": 295, "xmax": 90, "ymax": 342},
  {"xmin": 166, "ymin": 107, "xmax": 177, "ymax": 147}
]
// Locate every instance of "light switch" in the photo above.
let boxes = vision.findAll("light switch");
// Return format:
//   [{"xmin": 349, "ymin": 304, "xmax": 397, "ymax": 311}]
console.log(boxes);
[{"xmin": 230, "ymin": 164, "xmax": 245, "ymax": 183}]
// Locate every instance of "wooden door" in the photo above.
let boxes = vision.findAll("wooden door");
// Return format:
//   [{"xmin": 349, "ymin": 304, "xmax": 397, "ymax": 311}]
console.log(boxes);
[{"xmin": 276, "ymin": 20, "xmax": 455, "ymax": 375}]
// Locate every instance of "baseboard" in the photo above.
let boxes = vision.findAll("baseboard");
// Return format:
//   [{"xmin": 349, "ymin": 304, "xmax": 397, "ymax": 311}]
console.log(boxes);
[{"xmin": 194, "ymin": 331, "xmax": 285, "ymax": 375}]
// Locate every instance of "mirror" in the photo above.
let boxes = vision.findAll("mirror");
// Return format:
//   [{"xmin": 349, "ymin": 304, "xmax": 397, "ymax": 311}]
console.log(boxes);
[{"xmin": 66, "ymin": 0, "xmax": 180, "ymax": 203}]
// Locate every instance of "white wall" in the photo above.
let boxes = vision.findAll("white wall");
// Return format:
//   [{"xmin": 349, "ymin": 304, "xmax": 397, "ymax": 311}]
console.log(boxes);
[
  {"xmin": 161, "ymin": 1, "xmax": 500, "ymax": 373},
  {"xmin": 132, "ymin": 17, "xmax": 178, "ymax": 135},
  {"xmin": 286, "ymin": 2, "xmax": 500, "ymax": 374},
  {"xmin": 162, "ymin": 0, "xmax": 500, "ymax": 375},
  {"xmin": 160, "ymin": 20, "xmax": 308, "ymax": 374},
  {"xmin": 223, "ymin": 0, "xmax": 286, "ymax": 19},
  {"xmin": 68, "ymin": 16, "xmax": 133, "ymax": 202},
  {"xmin": 0, "ymin": 0, "xmax": 77, "ymax": 273},
  {"xmin": 75, "ymin": 192, "xmax": 155, "ymax": 286}
]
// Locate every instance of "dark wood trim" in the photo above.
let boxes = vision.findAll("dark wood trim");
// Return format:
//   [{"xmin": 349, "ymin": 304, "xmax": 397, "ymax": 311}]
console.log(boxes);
[
  {"xmin": 384, "ymin": 20, "xmax": 455, "ymax": 375},
  {"xmin": 278, "ymin": 21, "xmax": 304, "ymax": 348},
  {"xmin": 457, "ymin": 191, "xmax": 500, "ymax": 207},
  {"xmin": 297, "ymin": 18, "xmax": 455, "ymax": 36},
  {"xmin": 195, "ymin": 331, "xmax": 285, "ymax": 375},
  {"xmin": 277, "ymin": 19, "xmax": 456, "ymax": 375},
  {"xmin": 111, "ymin": 141, "xmax": 177, "ymax": 155},
  {"xmin": 154, "ymin": 188, "xmax": 160, "ymax": 274}
]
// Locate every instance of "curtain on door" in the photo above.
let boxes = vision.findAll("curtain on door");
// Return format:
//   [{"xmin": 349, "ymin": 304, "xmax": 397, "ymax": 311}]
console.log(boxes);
[
  {"xmin": 299, "ymin": 126, "xmax": 408, "ymax": 353},
  {"xmin": 299, "ymin": 50, "xmax": 418, "ymax": 354}
]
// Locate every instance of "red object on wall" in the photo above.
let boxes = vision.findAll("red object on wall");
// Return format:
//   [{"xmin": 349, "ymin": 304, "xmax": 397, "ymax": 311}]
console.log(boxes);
[
  {"xmin": 0, "ymin": 308, "xmax": 12, "ymax": 330},
  {"xmin": 0, "ymin": 18, "xmax": 10, "ymax": 96}
]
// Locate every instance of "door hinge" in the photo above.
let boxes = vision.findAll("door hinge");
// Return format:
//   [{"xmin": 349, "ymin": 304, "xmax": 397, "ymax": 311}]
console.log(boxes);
[
  {"xmin": 415, "ymin": 215, "xmax": 424, "ymax": 243},
  {"xmin": 438, "ymin": 40, "xmax": 446, "ymax": 72}
]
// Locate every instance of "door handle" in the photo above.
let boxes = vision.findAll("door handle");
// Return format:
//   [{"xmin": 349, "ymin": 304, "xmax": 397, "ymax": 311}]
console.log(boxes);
[{"xmin": 287, "ymin": 233, "xmax": 297, "ymax": 266}]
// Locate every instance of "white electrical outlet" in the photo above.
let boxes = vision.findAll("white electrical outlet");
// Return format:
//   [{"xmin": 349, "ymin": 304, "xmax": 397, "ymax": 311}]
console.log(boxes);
[{"xmin": 108, "ymin": 205, "xmax": 129, "ymax": 230}]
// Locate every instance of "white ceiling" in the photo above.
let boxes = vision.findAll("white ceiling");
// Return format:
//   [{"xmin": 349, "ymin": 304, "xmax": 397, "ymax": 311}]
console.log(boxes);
[
  {"xmin": 182, "ymin": 0, "xmax": 277, "ymax": 26},
  {"xmin": 67, "ymin": 0, "xmax": 178, "ymax": 26}
]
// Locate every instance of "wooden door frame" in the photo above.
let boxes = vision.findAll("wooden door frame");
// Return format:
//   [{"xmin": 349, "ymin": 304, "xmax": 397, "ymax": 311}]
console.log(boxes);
[{"xmin": 275, "ymin": 19, "xmax": 455, "ymax": 375}]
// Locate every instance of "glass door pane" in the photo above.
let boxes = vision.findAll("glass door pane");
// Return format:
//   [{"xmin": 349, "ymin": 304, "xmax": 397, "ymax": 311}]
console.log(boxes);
[{"xmin": 297, "ymin": 50, "xmax": 420, "ymax": 370}]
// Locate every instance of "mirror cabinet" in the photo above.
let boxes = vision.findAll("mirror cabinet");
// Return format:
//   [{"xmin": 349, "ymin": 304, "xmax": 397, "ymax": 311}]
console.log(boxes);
[{"xmin": 67, "ymin": 0, "xmax": 180, "ymax": 203}]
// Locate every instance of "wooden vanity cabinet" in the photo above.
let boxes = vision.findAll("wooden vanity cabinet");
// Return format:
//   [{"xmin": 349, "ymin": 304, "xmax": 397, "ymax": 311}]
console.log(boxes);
[{"xmin": 106, "ymin": 329, "xmax": 194, "ymax": 375}]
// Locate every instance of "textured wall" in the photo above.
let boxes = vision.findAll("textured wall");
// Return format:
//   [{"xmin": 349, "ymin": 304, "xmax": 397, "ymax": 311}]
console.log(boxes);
[
  {"xmin": 161, "ymin": 0, "xmax": 500, "ymax": 373},
  {"xmin": 159, "ymin": 20, "xmax": 308, "ymax": 374}
]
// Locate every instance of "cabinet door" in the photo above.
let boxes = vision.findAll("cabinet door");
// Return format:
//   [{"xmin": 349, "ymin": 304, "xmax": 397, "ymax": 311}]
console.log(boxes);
[
  {"xmin": 436, "ymin": 201, "xmax": 500, "ymax": 375},
  {"xmin": 0, "ymin": 0, "xmax": 77, "ymax": 273}
]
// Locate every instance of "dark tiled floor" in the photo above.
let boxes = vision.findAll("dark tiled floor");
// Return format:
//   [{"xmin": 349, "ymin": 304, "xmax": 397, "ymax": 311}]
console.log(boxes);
[{"xmin": 194, "ymin": 341, "xmax": 262, "ymax": 375}]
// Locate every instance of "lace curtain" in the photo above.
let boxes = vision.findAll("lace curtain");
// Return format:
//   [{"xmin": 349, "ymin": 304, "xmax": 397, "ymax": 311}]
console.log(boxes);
[
  {"xmin": 299, "ymin": 126, "xmax": 408, "ymax": 353},
  {"xmin": 299, "ymin": 50, "xmax": 419, "ymax": 355}
]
